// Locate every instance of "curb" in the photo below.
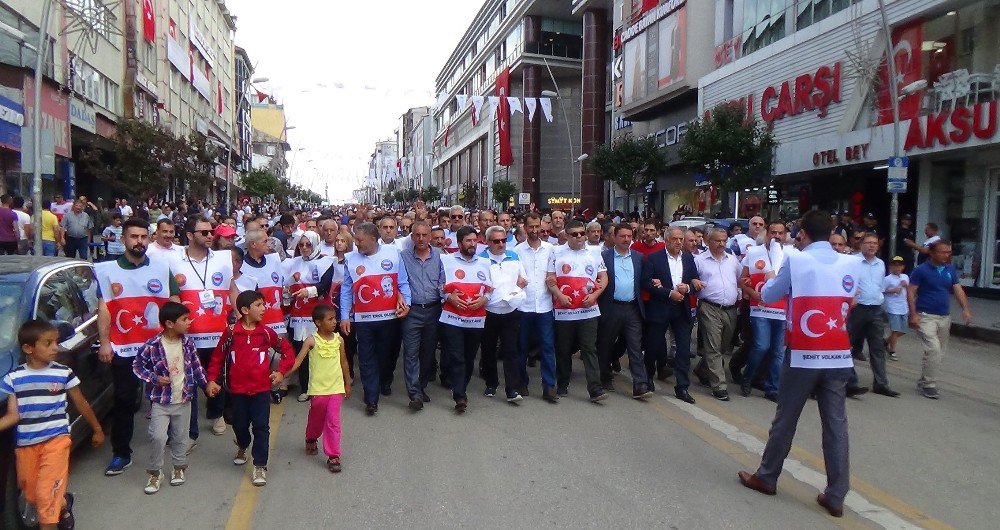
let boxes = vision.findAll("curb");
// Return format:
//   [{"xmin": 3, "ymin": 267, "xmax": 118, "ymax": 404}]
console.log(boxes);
[{"xmin": 951, "ymin": 323, "xmax": 1000, "ymax": 345}]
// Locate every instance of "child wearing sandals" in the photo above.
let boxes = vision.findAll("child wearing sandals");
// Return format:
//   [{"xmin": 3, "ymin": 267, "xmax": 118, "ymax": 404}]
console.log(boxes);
[{"xmin": 286, "ymin": 304, "xmax": 351, "ymax": 472}]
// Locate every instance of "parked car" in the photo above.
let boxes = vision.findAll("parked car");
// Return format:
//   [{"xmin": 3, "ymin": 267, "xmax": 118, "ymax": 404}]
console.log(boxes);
[
  {"xmin": 668, "ymin": 216, "xmax": 710, "ymax": 230},
  {"xmin": 0, "ymin": 257, "xmax": 113, "ymax": 528},
  {"xmin": 712, "ymin": 218, "xmax": 750, "ymax": 233}
]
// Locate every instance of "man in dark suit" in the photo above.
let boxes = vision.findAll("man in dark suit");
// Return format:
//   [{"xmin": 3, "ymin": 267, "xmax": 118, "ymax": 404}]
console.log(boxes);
[
  {"xmin": 597, "ymin": 223, "xmax": 653, "ymax": 399},
  {"xmin": 642, "ymin": 227, "xmax": 700, "ymax": 403}
]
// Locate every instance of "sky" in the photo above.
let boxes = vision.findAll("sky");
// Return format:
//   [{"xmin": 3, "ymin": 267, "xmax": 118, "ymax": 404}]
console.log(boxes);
[{"xmin": 226, "ymin": 0, "xmax": 485, "ymax": 203}]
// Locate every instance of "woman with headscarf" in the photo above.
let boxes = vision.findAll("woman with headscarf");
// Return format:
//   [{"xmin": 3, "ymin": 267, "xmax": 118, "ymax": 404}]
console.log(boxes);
[{"xmin": 282, "ymin": 231, "xmax": 337, "ymax": 402}]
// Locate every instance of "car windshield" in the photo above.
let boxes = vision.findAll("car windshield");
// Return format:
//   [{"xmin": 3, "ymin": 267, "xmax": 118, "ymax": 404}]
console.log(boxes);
[{"xmin": 0, "ymin": 282, "xmax": 21, "ymax": 356}]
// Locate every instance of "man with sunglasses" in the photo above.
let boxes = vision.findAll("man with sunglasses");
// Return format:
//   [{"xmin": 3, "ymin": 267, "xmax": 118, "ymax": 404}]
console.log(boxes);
[
  {"xmin": 479, "ymin": 225, "xmax": 528, "ymax": 402},
  {"xmin": 443, "ymin": 205, "xmax": 466, "ymax": 254},
  {"xmin": 547, "ymin": 220, "xmax": 609, "ymax": 402}
]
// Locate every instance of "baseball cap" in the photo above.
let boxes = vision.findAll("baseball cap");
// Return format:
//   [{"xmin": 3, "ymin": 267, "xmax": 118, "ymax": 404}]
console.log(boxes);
[
  {"xmin": 901, "ymin": 213, "xmax": 913, "ymax": 220},
  {"xmin": 890, "ymin": 255, "xmax": 905, "ymax": 263},
  {"xmin": 214, "ymin": 225, "xmax": 236, "ymax": 238},
  {"xmin": 864, "ymin": 212, "xmax": 876, "ymax": 219}
]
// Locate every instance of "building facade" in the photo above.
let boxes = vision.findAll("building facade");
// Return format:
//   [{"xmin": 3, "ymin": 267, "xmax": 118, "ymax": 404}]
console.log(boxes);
[
  {"xmin": 234, "ymin": 46, "xmax": 253, "ymax": 180},
  {"xmin": 702, "ymin": 0, "xmax": 1000, "ymax": 291}
]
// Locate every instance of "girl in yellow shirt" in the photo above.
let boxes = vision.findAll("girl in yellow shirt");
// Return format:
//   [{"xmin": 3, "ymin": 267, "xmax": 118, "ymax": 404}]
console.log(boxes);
[{"xmin": 286, "ymin": 305, "xmax": 350, "ymax": 472}]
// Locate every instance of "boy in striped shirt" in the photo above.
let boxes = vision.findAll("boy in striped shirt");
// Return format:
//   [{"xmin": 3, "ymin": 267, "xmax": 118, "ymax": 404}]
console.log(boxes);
[{"xmin": 0, "ymin": 320, "xmax": 104, "ymax": 530}]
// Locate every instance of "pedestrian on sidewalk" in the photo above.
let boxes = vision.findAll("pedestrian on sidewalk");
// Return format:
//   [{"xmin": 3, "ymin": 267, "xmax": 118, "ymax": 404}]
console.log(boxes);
[
  {"xmin": 882, "ymin": 256, "xmax": 909, "ymax": 360},
  {"xmin": 132, "ymin": 302, "xmax": 208, "ymax": 494},
  {"xmin": 0, "ymin": 320, "xmax": 105, "ymax": 530},
  {"xmin": 738, "ymin": 210, "xmax": 863, "ymax": 518},
  {"xmin": 206, "ymin": 290, "xmax": 295, "ymax": 487},
  {"xmin": 907, "ymin": 240, "xmax": 973, "ymax": 399},
  {"xmin": 284, "ymin": 305, "xmax": 351, "ymax": 473}
]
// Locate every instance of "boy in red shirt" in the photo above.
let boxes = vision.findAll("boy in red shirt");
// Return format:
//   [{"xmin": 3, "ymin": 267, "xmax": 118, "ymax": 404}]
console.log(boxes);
[{"xmin": 206, "ymin": 291, "xmax": 294, "ymax": 487}]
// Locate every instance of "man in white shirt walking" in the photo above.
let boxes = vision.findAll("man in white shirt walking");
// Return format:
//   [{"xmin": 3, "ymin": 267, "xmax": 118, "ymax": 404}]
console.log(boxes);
[{"xmin": 692, "ymin": 228, "xmax": 743, "ymax": 401}]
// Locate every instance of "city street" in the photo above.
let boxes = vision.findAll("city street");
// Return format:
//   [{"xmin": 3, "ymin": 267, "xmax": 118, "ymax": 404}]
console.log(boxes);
[{"xmin": 66, "ymin": 331, "xmax": 999, "ymax": 529}]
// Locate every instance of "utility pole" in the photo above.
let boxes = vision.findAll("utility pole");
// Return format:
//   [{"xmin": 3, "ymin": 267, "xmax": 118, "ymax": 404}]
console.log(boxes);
[
  {"xmin": 31, "ymin": 0, "xmax": 54, "ymax": 255},
  {"xmin": 877, "ymin": 0, "xmax": 901, "ymax": 260}
]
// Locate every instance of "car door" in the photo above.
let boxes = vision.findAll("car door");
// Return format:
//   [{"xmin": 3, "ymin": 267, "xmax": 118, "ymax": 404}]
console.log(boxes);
[{"xmin": 32, "ymin": 266, "xmax": 109, "ymax": 434}]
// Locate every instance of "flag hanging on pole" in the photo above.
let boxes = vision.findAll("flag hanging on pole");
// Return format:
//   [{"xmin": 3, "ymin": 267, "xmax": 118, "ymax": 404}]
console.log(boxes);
[
  {"xmin": 256, "ymin": 90, "xmax": 268, "ymax": 103},
  {"xmin": 142, "ymin": 0, "xmax": 156, "ymax": 42},
  {"xmin": 496, "ymin": 68, "xmax": 513, "ymax": 167}
]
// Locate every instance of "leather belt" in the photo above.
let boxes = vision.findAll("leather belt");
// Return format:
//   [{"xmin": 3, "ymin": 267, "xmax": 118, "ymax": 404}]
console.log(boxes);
[
  {"xmin": 701, "ymin": 299, "xmax": 736, "ymax": 311},
  {"xmin": 612, "ymin": 299, "xmax": 635, "ymax": 305},
  {"xmin": 411, "ymin": 301, "xmax": 441, "ymax": 309}
]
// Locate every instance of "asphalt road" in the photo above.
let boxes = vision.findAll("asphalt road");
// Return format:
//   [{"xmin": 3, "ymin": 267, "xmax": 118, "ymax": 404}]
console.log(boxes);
[{"xmin": 65, "ymin": 331, "xmax": 1000, "ymax": 529}]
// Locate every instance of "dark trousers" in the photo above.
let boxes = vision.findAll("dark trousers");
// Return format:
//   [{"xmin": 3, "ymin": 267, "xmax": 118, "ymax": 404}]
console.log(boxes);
[
  {"xmin": 0, "ymin": 241, "xmax": 17, "ymax": 255},
  {"xmin": 645, "ymin": 313, "xmax": 693, "ymax": 391},
  {"xmin": 756, "ymin": 356, "xmax": 852, "ymax": 507},
  {"xmin": 730, "ymin": 302, "xmax": 754, "ymax": 381},
  {"xmin": 847, "ymin": 305, "xmax": 890, "ymax": 388},
  {"xmin": 480, "ymin": 310, "xmax": 522, "ymax": 395},
  {"xmin": 341, "ymin": 329, "xmax": 357, "ymax": 380},
  {"xmin": 230, "ymin": 392, "xmax": 271, "ymax": 467},
  {"xmin": 400, "ymin": 305, "xmax": 441, "ymax": 398},
  {"xmin": 190, "ymin": 347, "xmax": 226, "ymax": 440},
  {"xmin": 111, "ymin": 355, "xmax": 141, "ymax": 458},
  {"xmin": 379, "ymin": 320, "xmax": 402, "ymax": 390},
  {"xmin": 64, "ymin": 236, "xmax": 89, "ymax": 260},
  {"xmin": 597, "ymin": 302, "xmax": 649, "ymax": 389},
  {"xmin": 291, "ymin": 339, "xmax": 309, "ymax": 393},
  {"xmin": 555, "ymin": 317, "xmax": 601, "ymax": 396},
  {"xmin": 440, "ymin": 323, "xmax": 484, "ymax": 401},
  {"xmin": 355, "ymin": 320, "xmax": 396, "ymax": 406}
]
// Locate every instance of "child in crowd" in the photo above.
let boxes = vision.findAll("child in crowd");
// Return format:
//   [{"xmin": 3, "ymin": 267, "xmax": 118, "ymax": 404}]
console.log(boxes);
[
  {"xmin": 101, "ymin": 213, "xmax": 125, "ymax": 261},
  {"xmin": 286, "ymin": 305, "xmax": 351, "ymax": 473},
  {"xmin": 883, "ymin": 256, "xmax": 910, "ymax": 361},
  {"xmin": 0, "ymin": 320, "xmax": 104, "ymax": 530},
  {"xmin": 206, "ymin": 290, "xmax": 294, "ymax": 487},
  {"xmin": 132, "ymin": 301, "xmax": 208, "ymax": 494}
]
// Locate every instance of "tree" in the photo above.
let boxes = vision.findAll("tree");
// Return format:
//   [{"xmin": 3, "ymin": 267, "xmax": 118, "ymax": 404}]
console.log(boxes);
[
  {"xmin": 459, "ymin": 181, "xmax": 479, "ymax": 209},
  {"xmin": 404, "ymin": 189, "xmax": 421, "ymax": 202},
  {"xmin": 590, "ymin": 134, "xmax": 668, "ymax": 209},
  {"xmin": 420, "ymin": 185, "xmax": 442, "ymax": 204},
  {"xmin": 679, "ymin": 101, "xmax": 778, "ymax": 212},
  {"xmin": 80, "ymin": 119, "xmax": 175, "ymax": 199},
  {"xmin": 392, "ymin": 189, "xmax": 405, "ymax": 204},
  {"xmin": 242, "ymin": 169, "xmax": 280, "ymax": 198},
  {"xmin": 491, "ymin": 178, "xmax": 517, "ymax": 209}
]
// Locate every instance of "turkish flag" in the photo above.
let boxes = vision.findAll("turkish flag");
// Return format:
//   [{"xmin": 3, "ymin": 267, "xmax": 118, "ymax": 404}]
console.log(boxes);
[
  {"xmin": 142, "ymin": 0, "xmax": 156, "ymax": 42},
  {"xmin": 787, "ymin": 296, "xmax": 851, "ymax": 352},
  {"xmin": 496, "ymin": 67, "xmax": 513, "ymax": 167},
  {"xmin": 876, "ymin": 20, "xmax": 923, "ymax": 125},
  {"xmin": 256, "ymin": 90, "xmax": 268, "ymax": 103},
  {"xmin": 554, "ymin": 276, "xmax": 595, "ymax": 309}
]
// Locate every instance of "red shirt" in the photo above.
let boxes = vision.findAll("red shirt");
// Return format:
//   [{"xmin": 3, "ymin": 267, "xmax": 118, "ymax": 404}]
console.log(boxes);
[
  {"xmin": 206, "ymin": 322, "xmax": 295, "ymax": 395},
  {"xmin": 631, "ymin": 240, "xmax": 665, "ymax": 256}
]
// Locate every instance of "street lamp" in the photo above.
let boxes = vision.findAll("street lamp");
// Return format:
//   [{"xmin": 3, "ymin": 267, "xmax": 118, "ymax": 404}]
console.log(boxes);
[{"xmin": 877, "ymin": 0, "xmax": 902, "ymax": 262}]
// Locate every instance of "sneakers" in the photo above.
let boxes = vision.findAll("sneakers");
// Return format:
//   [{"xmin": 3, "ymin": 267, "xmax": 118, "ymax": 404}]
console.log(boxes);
[
  {"xmin": 556, "ymin": 386, "xmax": 568, "ymax": 397},
  {"xmin": 233, "ymin": 447, "xmax": 248, "ymax": 466},
  {"xmin": 483, "ymin": 386, "xmax": 497, "ymax": 397},
  {"xmin": 212, "ymin": 417, "xmax": 227, "ymax": 436},
  {"xmin": 144, "ymin": 471, "xmax": 162, "ymax": 494},
  {"xmin": 58, "ymin": 492, "xmax": 74, "ymax": 530},
  {"xmin": 712, "ymin": 389, "xmax": 731, "ymax": 402},
  {"xmin": 589, "ymin": 391, "xmax": 608, "ymax": 403},
  {"xmin": 186, "ymin": 441, "xmax": 198, "ymax": 455},
  {"xmin": 170, "ymin": 467, "xmax": 186, "ymax": 486},
  {"xmin": 920, "ymin": 386, "xmax": 940, "ymax": 399},
  {"xmin": 105, "ymin": 455, "xmax": 132, "ymax": 476},
  {"xmin": 252, "ymin": 466, "xmax": 267, "ymax": 487},
  {"xmin": 365, "ymin": 403, "xmax": 378, "ymax": 416},
  {"xmin": 506, "ymin": 392, "xmax": 523, "ymax": 403},
  {"xmin": 297, "ymin": 393, "xmax": 311, "ymax": 402},
  {"xmin": 632, "ymin": 385, "xmax": 654, "ymax": 400},
  {"xmin": 888, "ymin": 351, "xmax": 899, "ymax": 361}
]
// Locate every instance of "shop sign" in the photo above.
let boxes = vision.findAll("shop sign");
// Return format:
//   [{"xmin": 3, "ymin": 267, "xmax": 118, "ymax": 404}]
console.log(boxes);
[
  {"xmin": 714, "ymin": 35, "xmax": 742, "ymax": 69},
  {"xmin": 760, "ymin": 62, "xmax": 842, "ymax": 124},
  {"xmin": 903, "ymin": 101, "xmax": 997, "ymax": 152},
  {"xmin": 546, "ymin": 196, "xmax": 581, "ymax": 206},
  {"xmin": 135, "ymin": 70, "xmax": 157, "ymax": 97},
  {"xmin": 23, "ymin": 76, "xmax": 70, "ymax": 158},
  {"xmin": 0, "ymin": 95, "xmax": 23, "ymax": 151},
  {"xmin": 812, "ymin": 142, "xmax": 870, "ymax": 167},
  {"xmin": 189, "ymin": 18, "xmax": 216, "ymax": 68},
  {"xmin": 69, "ymin": 97, "xmax": 97, "ymax": 133},
  {"xmin": 167, "ymin": 20, "xmax": 191, "ymax": 81}
]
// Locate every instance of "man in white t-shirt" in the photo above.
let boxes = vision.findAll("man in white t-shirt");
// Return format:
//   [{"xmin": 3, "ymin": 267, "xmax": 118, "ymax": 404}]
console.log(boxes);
[
  {"xmin": 904, "ymin": 222, "xmax": 940, "ymax": 266},
  {"xmin": 12, "ymin": 196, "xmax": 32, "ymax": 254},
  {"xmin": 145, "ymin": 219, "xmax": 185, "ymax": 260}
]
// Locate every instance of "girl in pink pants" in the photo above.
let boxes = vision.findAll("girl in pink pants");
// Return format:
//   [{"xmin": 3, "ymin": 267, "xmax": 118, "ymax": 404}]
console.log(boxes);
[{"xmin": 286, "ymin": 305, "xmax": 351, "ymax": 472}]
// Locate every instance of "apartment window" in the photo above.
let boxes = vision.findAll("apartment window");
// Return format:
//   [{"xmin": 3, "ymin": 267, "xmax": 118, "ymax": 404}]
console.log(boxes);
[
  {"xmin": 795, "ymin": 0, "xmax": 860, "ymax": 31},
  {"xmin": 741, "ymin": 0, "xmax": 787, "ymax": 56},
  {"xmin": 143, "ymin": 41, "xmax": 157, "ymax": 74}
]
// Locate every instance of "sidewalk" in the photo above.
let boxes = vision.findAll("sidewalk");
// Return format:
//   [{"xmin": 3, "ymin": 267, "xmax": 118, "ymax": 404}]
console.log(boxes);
[{"xmin": 951, "ymin": 296, "xmax": 1000, "ymax": 344}]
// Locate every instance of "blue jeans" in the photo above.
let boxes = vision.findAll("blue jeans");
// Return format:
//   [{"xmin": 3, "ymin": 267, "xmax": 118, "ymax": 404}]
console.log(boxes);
[
  {"xmin": 354, "ymin": 320, "xmax": 395, "ymax": 406},
  {"xmin": 518, "ymin": 311, "xmax": 556, "ymax": 390},
  {"xmin": 230, "ymin": 392, "xmax": 271, "ymax": 467},
  {"xmin": 42, "ymin": 240, "xmax": 57, "ymax": 256},
  {"xmin": 743, "ymin": 317, "xmax": 786, "ymax": 394}
]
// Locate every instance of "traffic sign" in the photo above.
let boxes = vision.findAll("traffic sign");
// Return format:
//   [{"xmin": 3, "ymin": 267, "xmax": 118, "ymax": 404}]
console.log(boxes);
[
  {"xmin": 886, "ymin": 156, "xmax": 908, "ymax": 193},
  {"xmin": 518, "ymin": 192, "xmax": 531, "ymax": 205}
]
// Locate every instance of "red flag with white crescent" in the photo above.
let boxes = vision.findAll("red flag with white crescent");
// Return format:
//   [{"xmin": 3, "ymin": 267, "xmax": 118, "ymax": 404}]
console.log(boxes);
[
  {"xmin": 142, "ymin": 0, "xmax": 156, "ymax": 42},
  {"xmin": 496, "ymin": 67, "xmax": 513, "ymax": 167}
]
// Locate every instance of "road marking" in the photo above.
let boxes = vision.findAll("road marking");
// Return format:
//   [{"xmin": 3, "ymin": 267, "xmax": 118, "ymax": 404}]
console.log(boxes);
[
  {"xmin": 645, "ymin": 389, "xmax": 953, "ymax": 530},
  {"xmin": 224, "ymin": 400, "xmax": 287, "ymax": 530}
]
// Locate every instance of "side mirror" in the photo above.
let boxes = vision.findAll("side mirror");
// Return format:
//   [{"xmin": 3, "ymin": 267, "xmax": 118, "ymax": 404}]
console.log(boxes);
[{"xmin": 54, "ymin": 321, "xmax": 77, "ymax": 344}]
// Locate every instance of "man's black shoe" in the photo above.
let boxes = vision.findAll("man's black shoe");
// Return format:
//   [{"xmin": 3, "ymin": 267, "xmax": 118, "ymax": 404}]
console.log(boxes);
[
  {"xmin": 556, "ymin": 386, "xmax": 568, "ymax": 397},
  {"xmin": 454, "ymin": 399, "xmax": 468, "ymax": 413},
  {"xmin": 696, "ymin": 373, "xmax": 711, "ymax": 388},
  {"xmin": 872, "ymin": 385, "xmax": 900, "ymax": 398},
  {"xmin": 611, "ymin": 359, "xmax": 622, "ymax": 373},
  {"xmin": 846, "ymin": 386, "xmax": 869, "ymax": 398},
  {"xmin": 421, "ymin": 391, "xmax": 431, "ymax": 403},
  {"xmin": 712, "ymin": 389, "xmax": 730, "ymax": 401},
  {"xmin": 365, "ymin": 404, "xmax": 378, "ymax": 416},
  {"xmin": 764, "ymin": 392, "xmax": 779, "ymax": 403},
  {"xmin": 408, "ymin": 399, "xmax": 424, "ymax": 411},
  {"xmin": 675, "ymin": 389, "xmax": 696, "ymax": 404},
  {"xmin": 380, "ymin": 385, "xmax": 392, "ymax": 396},
  {"xmin": 527, "ymin": 357, "xmax": 537, "ymax": 368},
  {"xmin": 740, "ymin": 382, "xmax": 752, "ymax": 397},
  {"xmin": 632, "ymin": 385, "xmax": 654, "ymax": 400},
  {"xmin": 518, "ymin": 385, "xmax": 529, "ymax": 397},
  {"xmin": 589, "ymin": 391, "xmax": 608, "ymax": 403},
  {"xmin": 542, "ymin": 387, "xmax": 559, "ymax": 403},
  {"xmin": 657, "ymin": 367, "xmax": 674, "ymax": 381}
]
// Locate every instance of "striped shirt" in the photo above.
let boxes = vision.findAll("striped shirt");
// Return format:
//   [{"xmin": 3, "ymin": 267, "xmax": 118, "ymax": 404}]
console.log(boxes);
[{"xmin": 0, "ymin": 363, "xmax": 79, "ymax": 447}]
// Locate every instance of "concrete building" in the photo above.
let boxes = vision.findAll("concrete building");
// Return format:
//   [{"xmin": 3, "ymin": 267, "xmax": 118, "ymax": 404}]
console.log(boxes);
[
  {"xmin": 250, "ymin": 128, "xmax": 288, "ymax": 178},
  {"xmin": 0, "ymin": 0, "xmax": 125, "ymax": 198},
  {"xmin": 398, "ymin": 106, "xmax": 434, "ymax": 193},
  {"xmin": 701, "ymin": 0, "xmax": 1000, "ymax": 292},
  {"xmin": 234, "ymin": 46, "xmax": 253, "ymax": 181},
  {"xmin": 370, "ymin": 139, "xmax": 398, "ymax": 205}
]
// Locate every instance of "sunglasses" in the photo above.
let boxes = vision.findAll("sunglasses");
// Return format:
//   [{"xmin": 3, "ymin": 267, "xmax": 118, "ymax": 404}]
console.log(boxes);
[
  {"xmin": 567, "ymin": 231, "xmax": 586, "ymax": 238},
  {"xmin": 451, "ymin": 214, "xmax": 464, "ymax": 219},
  {"xmin": 489, "ymin": 238, "xmax": 505, "ymax": 244},
  {"xmin": 192, "ymin": 230, "xmax": 212, "ymax": 237}
]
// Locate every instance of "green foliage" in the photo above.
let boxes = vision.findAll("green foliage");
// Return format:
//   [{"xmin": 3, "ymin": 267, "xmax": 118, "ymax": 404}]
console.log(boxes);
[
  {"xmin": 420, "ymin": 185, "xmax": 442, "ymax": 204},
  {"xmin": 590, "ymin": 134, "xmax": 668, "ymax": 195},
  {"xmin": 404, "ymin": 189, "xmax": 421, "ymax": 202},
  {"xmin": 679, "ymin": 101, "xmax": 778, "ymax": 193},
  {"xmin": 460, "ymin": 181, "xmax": 479, "ymax": 209},
  {"xmin": 491, "ymin": 178, "xmax": 517, "ymax": 209},
  {"xmin": 392, "ymin": 189, "xmax": 405, "ymax": 203},
  {"xmin": 242, "ymin": 168, "xmax": 281, "ymax": 198}
]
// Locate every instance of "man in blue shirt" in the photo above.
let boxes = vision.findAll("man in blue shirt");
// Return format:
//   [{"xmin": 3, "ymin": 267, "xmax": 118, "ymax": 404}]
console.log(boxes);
[
  {"xmin": 846, "ymin": 234, "xmax": 899, "ymax": 397},
  {"xmin": 907, "ymin": 240, "xmax": 973, "ymax": 399}
]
